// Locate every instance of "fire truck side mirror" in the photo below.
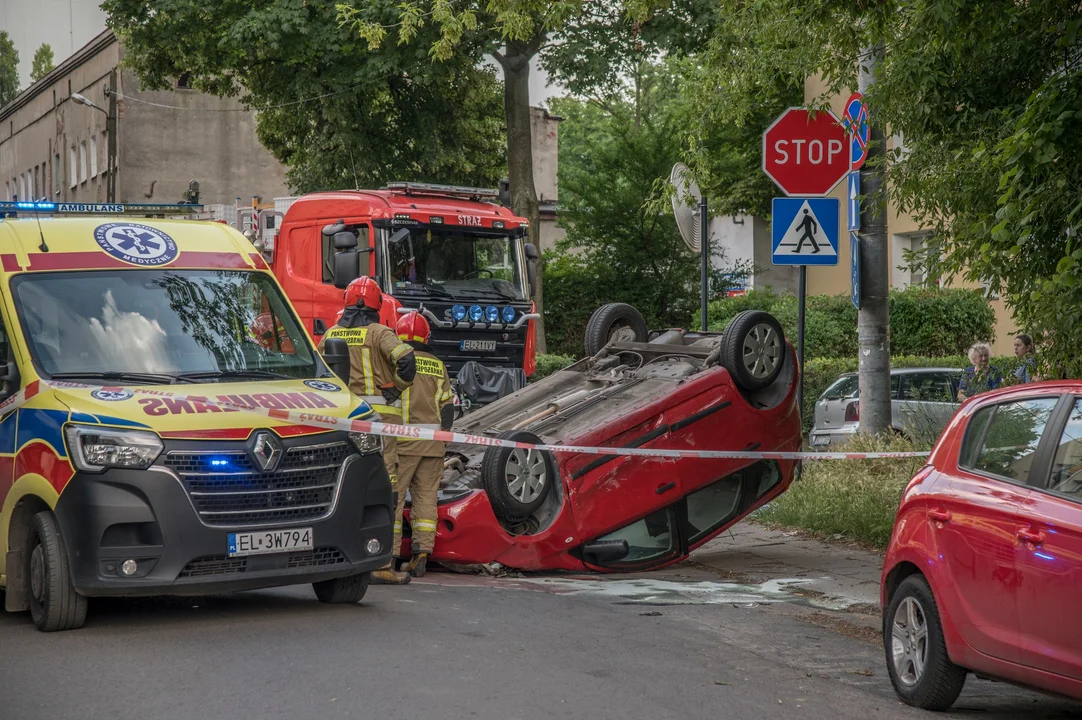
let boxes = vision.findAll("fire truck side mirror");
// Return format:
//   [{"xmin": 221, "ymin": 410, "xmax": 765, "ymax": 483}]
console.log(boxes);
[
  {"xmin": 332, "ymin": 231, "xmax": 358, "ymax": 250},
  {"xmin": 323, "ymin": 338, "xmax": 351, "ymax": 385},
  {"xmin": 333, "ymin": 249, "xmax": 362, "ymax": 289},
  {"xmin": 524, "ymin": 242, "xmax": 539, "ymax": 296}
]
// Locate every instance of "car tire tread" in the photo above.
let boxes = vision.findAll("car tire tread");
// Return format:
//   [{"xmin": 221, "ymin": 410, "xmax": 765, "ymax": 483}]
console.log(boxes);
[
  {"xmin": 313, "ymin": 572, "xmax": 370, "ymax": 604},
  {"xmin": 584, "ymin": 303, "xmax": 648, "ymax": 357},
  {"xmin": 720, "ymin": 310, "xmax": 786, "ymax": 392},
  {"xmin": 27, "ymin": 511, "xmax": 88, "ymax": 632}
]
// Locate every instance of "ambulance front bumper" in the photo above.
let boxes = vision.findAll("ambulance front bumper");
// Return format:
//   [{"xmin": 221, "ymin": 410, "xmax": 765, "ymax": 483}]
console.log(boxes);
[{"xmin": 53, "ymin": 445, "xmax": 393, "ymax": 597}]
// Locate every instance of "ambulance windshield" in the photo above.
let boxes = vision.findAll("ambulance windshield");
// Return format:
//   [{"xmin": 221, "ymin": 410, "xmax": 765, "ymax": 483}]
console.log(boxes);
[
  {"xmin": 385, "ymin": 227, "xmax": 528, "ymax": 301},
  {"xmin": 12, "ymin": 269, "xmax": 321, "ymax": 382}
]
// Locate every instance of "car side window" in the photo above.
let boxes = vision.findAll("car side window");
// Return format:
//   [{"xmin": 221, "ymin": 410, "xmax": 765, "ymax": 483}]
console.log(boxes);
[
  {"xmin": 959, "ymin": 397, "xmax": 1060, "ymax": 484},
  {"xmin": 901, "ymin": 373, "xmax": 954, "ymax": 402},
  {"xmin": 1047, "ymin": 398, "xmax": 1082, "ymax": 500},
  {"xmin": 0, "ymin": 308, "xmax": 10, "ymax": 397},
  {"xmin": 322, "ymin": 225, "xmax": 369, "ymax": 284},
  {"xmin": 685, "ymin": 461, "xmax": 781, "ymax": 544},
  {"xmin": 890, "ymin": 374, "xmax": 901, "ymax": 399},
  {"xmin": 587, "ymin": 508, "xmax": 678, "ymax": 568}
]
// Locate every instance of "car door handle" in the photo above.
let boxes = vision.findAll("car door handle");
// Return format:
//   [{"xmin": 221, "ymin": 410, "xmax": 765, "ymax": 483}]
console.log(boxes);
[
  {"xmin": 928, "ymin": 509, "xmax": 952, "ymax": 523},
  {"xmin": 655, "ymin": 481, "xmax": 676, "ymax": 495},
  {"xmin": 313, "ymin": 319, "xmax": 328, "ymax": 335},
  {"xmin": 1017, "ymin": 529, "xmax": 1046, "ymax": 546}
]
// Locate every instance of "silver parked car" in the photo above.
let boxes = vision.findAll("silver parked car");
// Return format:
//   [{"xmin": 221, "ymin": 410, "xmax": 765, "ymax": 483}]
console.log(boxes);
[{"xmin": 809, "ymin": 368, "xmax": 963, "ymax": 448}]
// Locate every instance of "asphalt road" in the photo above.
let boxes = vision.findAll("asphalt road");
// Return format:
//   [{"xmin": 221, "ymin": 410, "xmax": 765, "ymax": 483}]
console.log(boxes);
[{"xmin": 0, "ymin": 571, "xmax": 1078, "ymax": 720}]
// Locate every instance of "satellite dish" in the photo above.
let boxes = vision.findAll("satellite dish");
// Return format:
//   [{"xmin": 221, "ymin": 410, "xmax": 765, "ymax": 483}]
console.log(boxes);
[{"xmin": 670, "ymin": 163, "xmax": 703, "ymax": 253}]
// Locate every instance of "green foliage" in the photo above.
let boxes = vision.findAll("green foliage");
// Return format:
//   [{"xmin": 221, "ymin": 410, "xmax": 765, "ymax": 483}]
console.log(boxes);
[
  {"xmin": 757, "ymin": 435, "xmax": 925, "ymax": 550},
  {"xmin": 684, "ymin": 0, "xmax": 1082, "ymax": 378},
  {"xmin": 104, "ymin": 0, "xmax": 506, "ymax": 193},
  {"xmin": 30, "ymin": 44, "xmax": 55, "ymax": 83},
  {"xmin": 534, "ymin": 353, "xmax": 577, "ymax": 380},
  {"xmin": 0, "ymin": 32, "xmax": 18, "ymax": 108},
  {"xmin": 702, "ymin": 287, "xmax": 995, "ymax": 359}
]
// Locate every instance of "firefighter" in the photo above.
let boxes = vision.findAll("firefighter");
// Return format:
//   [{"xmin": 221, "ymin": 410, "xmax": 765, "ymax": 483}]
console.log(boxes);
[
  {"xmin": 395, "ymin": 311, "xmax": 454, "ymax": 578},
  {"xmin": 318, "ymin": 276, "xmax": 416, "ymax": 585}
]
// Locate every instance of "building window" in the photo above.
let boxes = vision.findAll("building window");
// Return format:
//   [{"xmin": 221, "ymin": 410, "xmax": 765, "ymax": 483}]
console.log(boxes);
[
  {"xmin": 19, "ymin": 175, "xmax": 26, "ymax": 199},
  {"xmin": 90, "ymin": 137, "xmax": 98, "ymax": 178},
  {"xmin": 101, "ymin": 132, "xmax": 109, "ymax": 173},
  {"xmin": 34, "ymin": 166, "xmax": 40, "ymax": 199},
  {"xmin": 80, "ymin": 142, "xmax": 88, "ymax": 184},
  {"xmin": 54, "ymin": 153, "xmax": 61, "ymax": 194},
  {"xmin": 70, "ymin": 146, "xmax": 78, "ymax": 189},
  {"xmin": 4, "ymin": 182, "xmax": 8, "ymax": 201}
]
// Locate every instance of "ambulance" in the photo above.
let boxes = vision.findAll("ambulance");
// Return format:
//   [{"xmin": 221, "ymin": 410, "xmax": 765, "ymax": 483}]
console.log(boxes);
[{"xmin": 0, "ymin": 202, "xmax": 393, "ymax": 632}]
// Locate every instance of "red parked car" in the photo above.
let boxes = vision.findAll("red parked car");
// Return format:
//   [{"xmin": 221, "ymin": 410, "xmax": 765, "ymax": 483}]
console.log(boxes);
[
  {"xmin": 400, "ymin": 305, "xmax": 802, "ymax": 572},
  {"xmin": 881, "ymin": 380, "xmax": 1082, "ymax": 710}
]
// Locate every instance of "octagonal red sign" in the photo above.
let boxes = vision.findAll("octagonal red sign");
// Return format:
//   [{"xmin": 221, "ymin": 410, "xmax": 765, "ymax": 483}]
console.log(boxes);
[{"xmin": 762, "ymin": 108, "xmax": 849, "ymax": 196}]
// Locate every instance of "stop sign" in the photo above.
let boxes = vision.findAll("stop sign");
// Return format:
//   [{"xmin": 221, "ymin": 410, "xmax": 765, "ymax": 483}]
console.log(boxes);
[{"xmin": 762, "ymin": 108, "xmax": 849, "ymax": 196}]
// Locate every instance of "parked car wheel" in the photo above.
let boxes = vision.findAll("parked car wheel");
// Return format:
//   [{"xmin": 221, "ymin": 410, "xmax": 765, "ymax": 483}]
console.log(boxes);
[
  {"xmin": 26, "ymin": 511, "xmax": 87, "ymax": 632},
  {"xmin": 720, "ymin": 310, "xmax": 786, "ymax": 391},
  {"xmin": 313, "ymin": 572, "xmax": 370, "ymax": 604},
  {"xmin": 884, "ymin": 575, "xmax": 966, "ymax": 711},
  {"xmin": 481, "ymin": 430, "xmax": 555, "ymax": 522},
  {"xmin": 584, "ymin": 303, "xmax": 648, "ymax": 357}
]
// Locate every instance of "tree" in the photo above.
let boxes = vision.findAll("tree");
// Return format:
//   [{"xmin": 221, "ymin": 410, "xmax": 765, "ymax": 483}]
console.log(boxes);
[
  {"xmin": 0, "ymin": 32, "xmax": 18, "ymax": 108},
  {"xmin": 684, "ymin": 0, "xmax": 1082, "ymax": 377},
  {"xmin": 103, "ymin": 0, "xmax": 506, "ymax": 193},
  {"xmin": 30, "ymin": 44, "xmax": 55, "ymax": 83}
]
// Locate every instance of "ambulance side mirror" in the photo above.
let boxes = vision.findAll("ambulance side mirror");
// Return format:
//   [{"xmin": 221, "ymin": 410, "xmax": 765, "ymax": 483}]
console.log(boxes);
[
  {"xmin": 524, "ymin": 242, "xmax": 539, "ymax": 297},
  {"xmin": 323, "ymin": 338, "xmax": 351, "ymax": 385}
]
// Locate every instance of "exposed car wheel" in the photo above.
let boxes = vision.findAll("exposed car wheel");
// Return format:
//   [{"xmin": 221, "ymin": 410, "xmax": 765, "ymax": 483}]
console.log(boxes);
[
  {"xmin": 584, "ymin": 303, "xmax": 648, "ymax": 357},
  {"xmin": 720, "ymin": 310, "xmax": 785, "ymax": 391},
  {"xmin": 481, "ymin": 430, "xmax": 554, "ymax": 522},
  {"xmin": 884, "ymin": 575, "xmax": 966, "ymax": 711},
  {"xmin": 26, "ymin": 511, "xmax": 87, "ymax": 632},
  {"xmin": 313, "ymin": 572, "xmax": 370, "ymax": 604}
]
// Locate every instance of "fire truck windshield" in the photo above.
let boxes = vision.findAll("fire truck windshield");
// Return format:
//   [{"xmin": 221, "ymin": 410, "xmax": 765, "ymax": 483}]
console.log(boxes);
[{"xmin": 385, "ymin": 226, "xmax": 528, "ymax": 302}]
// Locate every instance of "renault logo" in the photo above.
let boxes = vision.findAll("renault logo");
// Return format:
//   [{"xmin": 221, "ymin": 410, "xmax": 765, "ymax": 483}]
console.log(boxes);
[{"xmin": 250, "ymin": 431, "xmax": 282, "ymax": 471}]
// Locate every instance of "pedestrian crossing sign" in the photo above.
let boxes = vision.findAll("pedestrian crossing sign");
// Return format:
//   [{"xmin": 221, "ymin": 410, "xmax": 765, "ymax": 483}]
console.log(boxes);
[{"xmin": 770, "ymin": 197, "xmax": 839, "ymax": 266}]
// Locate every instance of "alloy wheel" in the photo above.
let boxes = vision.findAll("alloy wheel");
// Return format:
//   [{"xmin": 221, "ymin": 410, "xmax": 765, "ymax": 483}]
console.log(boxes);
[{"xmin": 891, "ymin": 596, "xmax": 930, "ymax": 687}]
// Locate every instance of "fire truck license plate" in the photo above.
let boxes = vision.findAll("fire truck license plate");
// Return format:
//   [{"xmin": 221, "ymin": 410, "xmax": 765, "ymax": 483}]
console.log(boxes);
[
  {"xmin": 228, "ymin": 528, "xmax": 313, "ymax": 557},
  {"xmin": 461, "ymin": 340, "xmax": 497, "ymax": 352}
]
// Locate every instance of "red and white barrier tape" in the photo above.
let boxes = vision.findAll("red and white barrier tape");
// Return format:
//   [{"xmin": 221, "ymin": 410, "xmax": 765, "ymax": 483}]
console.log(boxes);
[{"xmin": 11, "ymin": 380, "xmax": 930, "ymax": 462}]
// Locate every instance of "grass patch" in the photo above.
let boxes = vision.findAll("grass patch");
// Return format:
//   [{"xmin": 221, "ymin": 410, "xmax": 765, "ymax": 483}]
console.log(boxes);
[{"xmin": 758, "ymin": 436, "xmax": 928, "ymax": 550}]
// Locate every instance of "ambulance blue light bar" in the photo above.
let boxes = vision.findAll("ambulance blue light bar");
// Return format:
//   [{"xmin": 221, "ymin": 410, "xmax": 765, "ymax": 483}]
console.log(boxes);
[{"xmin": 0, "ymin": 202, "xmax": 204, "ymax": 216}]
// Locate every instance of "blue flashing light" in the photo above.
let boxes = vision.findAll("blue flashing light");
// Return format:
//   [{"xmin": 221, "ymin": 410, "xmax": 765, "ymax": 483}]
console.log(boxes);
[
  {"xmin": 468, "ymin": 304, "xmax": 484, "ymax": 322},
  {"xmin": 209, "ymin": 458, "xmax": 231, "ymax": 468},
  {"xmin": 485, "ymin": 305, "xmax": 499, "ymax": 323},
  {"xmin": 451, "ymin": 304, "xmax": 467, "ymax": 322},
  {"xmin": 501, "ymin": 305, "xmax": 516, "ymax": 323}
]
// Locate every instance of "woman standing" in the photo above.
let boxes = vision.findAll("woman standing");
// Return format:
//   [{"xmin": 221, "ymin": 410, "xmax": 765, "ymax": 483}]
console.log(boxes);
[
  {"xmin": 958, "ymin": 343, "xmax": 1002, "ymax": 400},
  {"xmin": 1013, "ymin": 334, "xmax": 1037, "ymax": 383}
]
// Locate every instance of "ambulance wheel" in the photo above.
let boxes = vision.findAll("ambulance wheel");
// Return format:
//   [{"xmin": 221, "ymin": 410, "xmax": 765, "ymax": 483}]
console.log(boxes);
[
  {"xmin": 584, "ymin": 303, "xmax": 648, "ymax": 356},
  {"xmin": 481, "ymin": 431, "xmax": 554, "ymax": 522},
  {"xmin": 721, "ymin": 311, "xmax": 786, "ymax": 392},
  {"xmin": 313, "ymin": 572, "xmax": 370, "ymax": 604},
  {"xmin": 26, "ymin": 511, "xmax": 87, "ymax": 632}
]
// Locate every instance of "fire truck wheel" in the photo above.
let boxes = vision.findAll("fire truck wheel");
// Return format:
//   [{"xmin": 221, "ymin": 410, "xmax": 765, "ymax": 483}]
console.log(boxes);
[
  {"xmin": 481, "ymin": 431, "xmax": 554, "ymax": 522},
  {"xmin": 26, "ymin": 511, "xmax": 87, "ymax": 632},
  {"xmin": 584, "ymin": 303, "xmax": 648, "ymax": 357},
  {"xmin": 313, "ymin": 572, "xmax": 370, "ymax": 604},
  {"xmin": 720, "ymin": 310, "xmax": 786, "ymax": 392}
]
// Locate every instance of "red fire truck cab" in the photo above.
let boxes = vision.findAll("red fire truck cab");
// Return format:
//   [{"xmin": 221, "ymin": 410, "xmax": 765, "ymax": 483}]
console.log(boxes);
[{"xmin": 271, "ymin": 184, "xmax": 541, "ymax": 389}]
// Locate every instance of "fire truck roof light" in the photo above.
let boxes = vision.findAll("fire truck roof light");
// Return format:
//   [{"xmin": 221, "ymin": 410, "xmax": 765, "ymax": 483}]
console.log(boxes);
[
  {"xmin": 0, "ymin": 202, "xmax": 204, "ymax": 217},
  {"xmin": 384, "ymin": 182, "xmax": 499, "ymax": 200}
]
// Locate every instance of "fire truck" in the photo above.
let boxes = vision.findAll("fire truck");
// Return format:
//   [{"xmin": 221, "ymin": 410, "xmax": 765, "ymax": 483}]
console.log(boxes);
[{"xmin": 247, "ymin": 184, "xmax": 541, "ymax": 402}]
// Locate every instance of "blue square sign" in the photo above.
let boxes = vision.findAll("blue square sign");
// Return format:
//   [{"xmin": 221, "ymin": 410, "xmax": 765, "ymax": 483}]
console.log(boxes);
[{"xmin": 771, "ymin": 198, "xmax": 840, "ymax": 266}]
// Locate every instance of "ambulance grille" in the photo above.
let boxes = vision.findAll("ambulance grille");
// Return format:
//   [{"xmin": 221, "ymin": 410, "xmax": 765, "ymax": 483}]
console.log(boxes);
[
  {"xmin": 287, "ymin": 547, "xmax": 348, "ymax": 568},
  {"xmin": 178, "ymin": 555, "xmax": 248, "ymax": 578},
  {"xmin": 164, "ymin": 441, "xmax": 352, "ymax": 527}
]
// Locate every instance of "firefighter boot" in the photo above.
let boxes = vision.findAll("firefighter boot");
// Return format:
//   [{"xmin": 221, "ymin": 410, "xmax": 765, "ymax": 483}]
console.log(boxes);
[
  {"xmin": 370, "ymin": 561, "xmax": 411, "ymax": 585},
  {"xmin": 403, "ymin": 552, "xmax": 429, "ymax": 578}
]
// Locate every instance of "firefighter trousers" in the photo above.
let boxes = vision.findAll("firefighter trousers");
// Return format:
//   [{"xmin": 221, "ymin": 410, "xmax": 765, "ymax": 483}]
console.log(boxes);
[{"xmin": 394, "ymin": 454, "xmax": 443, "ymax": 555}]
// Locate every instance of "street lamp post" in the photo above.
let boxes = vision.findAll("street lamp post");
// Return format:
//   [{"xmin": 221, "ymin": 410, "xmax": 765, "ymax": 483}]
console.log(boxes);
[{"xmin": 70, "ymin": 70, "xmax": 118, "ymax": 202}]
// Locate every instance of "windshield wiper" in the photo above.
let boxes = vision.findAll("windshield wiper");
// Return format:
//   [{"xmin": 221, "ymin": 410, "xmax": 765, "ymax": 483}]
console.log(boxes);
[
  {"xmin": 48, "ymin": 371, "xmax": 196, "ymax": 385},
  {"xmin": 178, "ymin": 369, "xmax": 293, "ymax": 381},
  {"xmin": 395, "ymin": 285, "xmax": 456, "ymax": 300},
  {"xmin": 456, "ymin": 288, "xmax": 519, "ymax": 301}
]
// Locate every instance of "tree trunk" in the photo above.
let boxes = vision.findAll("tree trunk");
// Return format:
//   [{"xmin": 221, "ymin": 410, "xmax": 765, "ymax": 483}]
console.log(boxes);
[{"xmin": 499, "ymin": 40, "xmax": 546, "ymax": 353}]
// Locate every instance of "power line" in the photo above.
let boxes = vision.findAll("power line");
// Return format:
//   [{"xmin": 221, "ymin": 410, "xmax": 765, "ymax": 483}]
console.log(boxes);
[{"xmin": 116, "ymin": 82, "xmax": 366, "ymax": 113}]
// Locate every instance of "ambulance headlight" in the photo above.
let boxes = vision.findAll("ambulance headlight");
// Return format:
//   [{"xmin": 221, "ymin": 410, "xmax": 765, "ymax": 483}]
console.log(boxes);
[
  {"xmin": 349, "ymin": 431, "xmax": 383, "ymax": 456},
  {"xmin": 64, "ymin": 426, "xmax": 164, "ymax": 473}
]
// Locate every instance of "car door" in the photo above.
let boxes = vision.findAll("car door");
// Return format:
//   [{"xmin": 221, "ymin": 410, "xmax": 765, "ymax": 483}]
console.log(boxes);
[
  {"xmin": 1012, "ymin": 394, "xmax": 1082, "ymax": 679},
  {"xmin": 933, "ymin": 395, "xmax": 1062, "ymax": 663}
]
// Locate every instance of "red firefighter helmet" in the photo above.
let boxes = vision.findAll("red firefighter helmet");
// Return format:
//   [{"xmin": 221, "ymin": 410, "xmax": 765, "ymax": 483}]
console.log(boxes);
[
  {"xmin": 343, "ymin": 276, "xmax": 382, "ymax": 310},
  {"xmin": 396, "ymin": 311, "xmax": 431, "ymax": 344}
]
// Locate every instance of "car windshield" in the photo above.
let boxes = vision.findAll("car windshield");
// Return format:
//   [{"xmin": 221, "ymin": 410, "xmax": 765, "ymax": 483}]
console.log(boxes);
[
  {"xmin": 385, "ymin": 226, "xmax": 527, "ymax": 301},
  {"xmin": 12, "ymin": 269, "xmax": 321, "ymax": 382},
  {"xmin": 821, "ymin": 375, "xmax": 859, "ymax": 400}
]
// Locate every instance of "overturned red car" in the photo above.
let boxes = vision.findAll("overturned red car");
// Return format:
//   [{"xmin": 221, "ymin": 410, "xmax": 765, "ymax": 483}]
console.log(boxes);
[{"xmin": 401, "ymin": 304, "xmax": 801, "ymax": 572}]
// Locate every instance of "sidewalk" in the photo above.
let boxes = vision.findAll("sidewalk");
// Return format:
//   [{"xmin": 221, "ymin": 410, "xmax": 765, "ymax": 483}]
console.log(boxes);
[{"xmin": 683, "ymin": 522, "xmax": 885, "ymax": 613}]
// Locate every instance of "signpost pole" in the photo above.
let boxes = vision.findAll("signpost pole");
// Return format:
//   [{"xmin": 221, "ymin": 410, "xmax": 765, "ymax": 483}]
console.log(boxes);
[
  {"xmin": 700, "ymin": 196, "xmax": 709, "ymax": 332},
  {"xmin": 797, "ymin": 266, "xmax": 807, "ymax": 417}
]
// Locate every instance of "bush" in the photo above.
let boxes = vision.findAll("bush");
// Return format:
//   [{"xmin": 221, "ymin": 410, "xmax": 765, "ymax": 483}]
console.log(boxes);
[
  {"xmin": 700, "ymin": 287, "xmax": 996, "ymax": 359},
  {"xmin": 757, "ymin": 435, "xmax": 926, "ymax": 550},
  {"xmin": 534, "ymin": 353, "xmax": 576, "ymax": 380}
]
